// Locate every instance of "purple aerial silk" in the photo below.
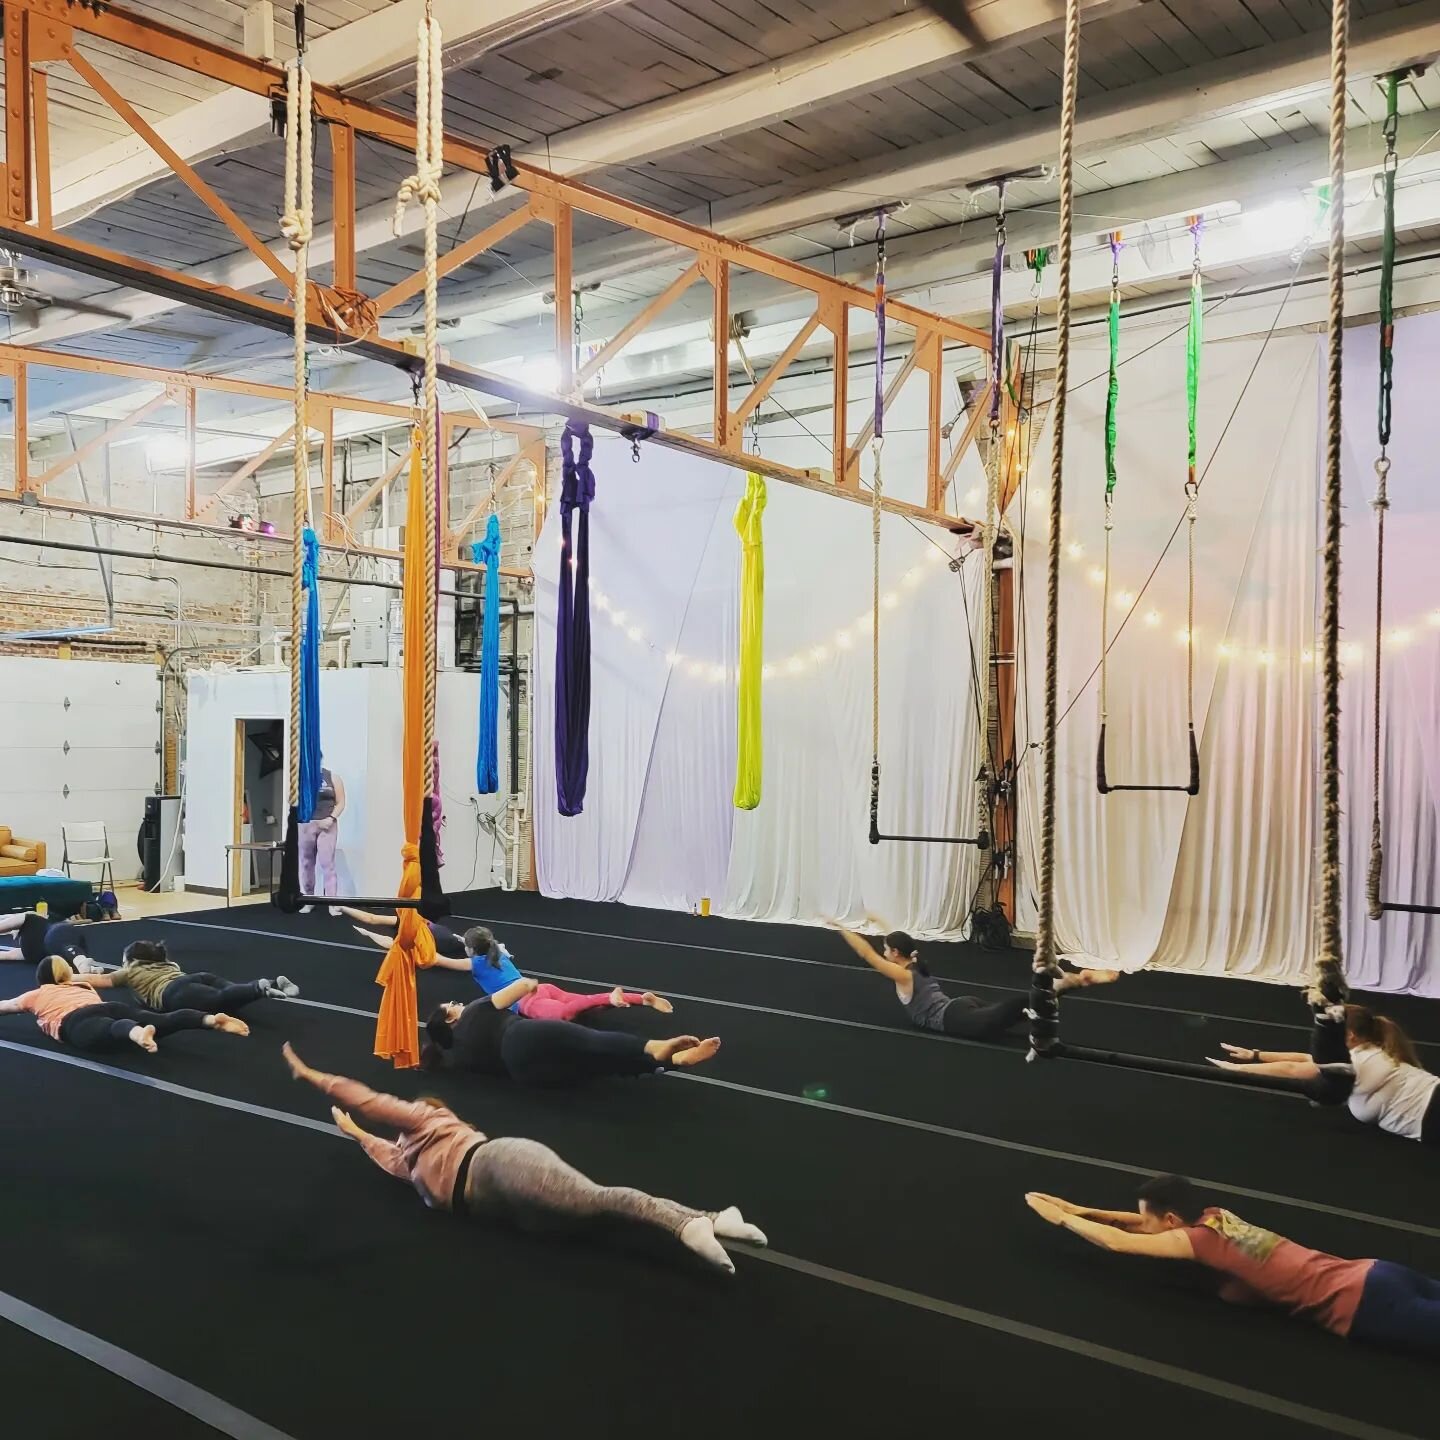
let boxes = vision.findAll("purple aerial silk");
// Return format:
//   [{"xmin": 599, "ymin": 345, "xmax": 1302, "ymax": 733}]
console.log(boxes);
[{"xmin": 555, "ymin": 421, "xmax": 594, "ymax": 816}]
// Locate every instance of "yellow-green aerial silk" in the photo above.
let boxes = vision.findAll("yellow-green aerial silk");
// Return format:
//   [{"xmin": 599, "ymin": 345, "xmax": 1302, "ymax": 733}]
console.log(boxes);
[{"xmin": 733, "ymin": 470, "xmax": 766, "ymax": 810}]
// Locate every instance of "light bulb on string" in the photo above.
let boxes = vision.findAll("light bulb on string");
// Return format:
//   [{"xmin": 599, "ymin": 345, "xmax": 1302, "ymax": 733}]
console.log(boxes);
[{"xmin": 1143, "ymin": 609, "xmax": 1161, "ymax": 627}]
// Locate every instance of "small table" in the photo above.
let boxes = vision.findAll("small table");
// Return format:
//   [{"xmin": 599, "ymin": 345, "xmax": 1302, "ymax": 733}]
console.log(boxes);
[{"xmin": 224, "ymin": 841, "xmax": 281, "ymax": 905}]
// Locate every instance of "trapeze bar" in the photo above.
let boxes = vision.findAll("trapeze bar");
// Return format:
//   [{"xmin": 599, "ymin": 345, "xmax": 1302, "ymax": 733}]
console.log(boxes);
[
  {"xmin": 1379, "ymin": 900, "xmax": 1440, "ymax": 915},
  {"xmin": 1096, "ymin": 724, "xmax": 1200, "ymax": 797},
  {"xmin": 1045, "ymin": 1042, "xmax": 1325, "ymax": 1098},
  {"xmin": 870, "ymin": 828, "xmax": 992, "ymax": 848}
]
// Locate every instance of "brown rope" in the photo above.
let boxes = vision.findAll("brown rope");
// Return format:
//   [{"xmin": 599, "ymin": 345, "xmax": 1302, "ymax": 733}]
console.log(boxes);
[
  {"xmin": 1033, "ymin": 0, "xmax": 1082, "ymax": 981},
  {"xmin": 1318, "ymin": 0, "xmax": 1350, "ymax": 996}
]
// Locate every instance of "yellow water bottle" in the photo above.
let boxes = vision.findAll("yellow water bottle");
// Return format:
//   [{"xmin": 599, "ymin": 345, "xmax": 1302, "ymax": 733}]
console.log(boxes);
[{"xmin": 36, "ymin": 898, "xmax": 48, "ymax": 918}]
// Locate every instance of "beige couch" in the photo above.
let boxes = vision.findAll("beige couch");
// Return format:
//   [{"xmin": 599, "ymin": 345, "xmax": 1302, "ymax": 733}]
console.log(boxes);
[{"xmin": 0, "ymin": 828, "xmax": 47, "ymax": 877}]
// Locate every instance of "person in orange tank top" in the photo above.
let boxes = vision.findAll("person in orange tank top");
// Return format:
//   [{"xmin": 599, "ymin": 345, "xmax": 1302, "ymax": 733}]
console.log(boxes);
[{"xmin": 1024, "ymin": 1174, "xmax": 1440, "ymax": 1358}]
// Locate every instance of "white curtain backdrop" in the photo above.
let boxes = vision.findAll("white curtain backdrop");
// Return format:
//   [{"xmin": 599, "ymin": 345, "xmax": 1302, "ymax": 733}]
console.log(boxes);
[
  {"xmin": 1015, "ymin": 312, "xmax": 1440, "ymax": 998},
  {"xmin": 534, "ymin": 433, "xmax": 988, "ymax": 936},
  {"xmin": 1338, "ymin": 315, "xmax": 1440, "ymax": 995},
  {"xmin": 1015, "ymin": 330, "xmax": 1323, "ymax": 981}
]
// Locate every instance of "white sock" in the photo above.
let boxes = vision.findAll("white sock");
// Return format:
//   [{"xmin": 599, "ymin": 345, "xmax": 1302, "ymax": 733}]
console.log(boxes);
[
  {"xmin": 713, "ymin": 1206, "xmax": 767, "ymax": 1247},
  {"xmin": 680, "ymin": 1216, "xmax": 734, "ymax": 1273},
  {"xmin": 271, "ymin": 975, "xmax": 299, "ymax": 998}
]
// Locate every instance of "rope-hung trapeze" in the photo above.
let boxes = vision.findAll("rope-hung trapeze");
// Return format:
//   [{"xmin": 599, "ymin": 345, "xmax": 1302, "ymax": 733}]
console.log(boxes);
[
  {"xmin": 1366, "ymin": 71, "xmax": 1439, "ymax": 921},
  {"xmin": 555, "ymin": 421, "xmax": 595, "ymax": 817},
  {"xmin": 472, "ymin": 514, "xmax": 502, "ymax": 796},
  {"xmin": 867, "ymin": 206, "xmax": 990, "ymax": 850},
  {"xmin": 1026, "ymin": 0, "xmax": 1353, "ymax": 1093},
  {"xmin": 733, "ymin": 469, "xmax": 766, "ymax": 811},
  {"xmin": 1095, "ymin": 220, "xmax": 1202, "ymax": 797}
]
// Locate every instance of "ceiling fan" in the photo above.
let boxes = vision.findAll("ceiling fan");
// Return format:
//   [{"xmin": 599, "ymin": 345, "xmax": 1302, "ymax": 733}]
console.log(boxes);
[{"xmin": 0, "ymin": 251, "xmax": 132, "ymax": 326}]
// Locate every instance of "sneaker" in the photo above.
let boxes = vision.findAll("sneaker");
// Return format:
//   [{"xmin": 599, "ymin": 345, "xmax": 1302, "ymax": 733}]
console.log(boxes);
[
  {"xmin": 300, "ymin": 905, "xmax": 314, "ymax": 915},
  {"xmin": 328, "ymin": 906, "xmax": 343, "ymax": 917},
  {"xmin": 271, "ymin": 975, "xmax": 300, "ymax": 999}
]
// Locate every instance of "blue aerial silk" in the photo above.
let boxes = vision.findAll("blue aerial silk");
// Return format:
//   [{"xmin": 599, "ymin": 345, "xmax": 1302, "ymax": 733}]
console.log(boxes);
[
  {"xmin": 554, "ymin": 422, "xmax": 594, "ymax": 816},
  {"xmin": 471, "ymin": 514, "xmax": 502, "ymax": 794},
  {"xmin": 297, "ymin": 526, "xmax": 323, "ymax": 822}
]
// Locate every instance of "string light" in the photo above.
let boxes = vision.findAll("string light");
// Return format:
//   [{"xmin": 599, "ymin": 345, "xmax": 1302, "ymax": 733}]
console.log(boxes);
[
  {"xmin": 627, "ymin": 625, "xmax": 642, "ymax": 643},
  {"xmin": 835, "ymin": 630, "xmax": 852, "ymax": 649},
  {"xmin": 1217, "ymin": 642, "xmax": 1235, "ymax": 659},
  {"xmin": 1429, "ymin": 610, "xmax": 1440, "ymax": 628},
  {"xmin": 1066, "ymin": 542, "xmax": 1085, "ymax": 559},
  {"xmin": 1087, "ymin": 566, "xmax": 1105, "ymax": 586},
  {"xmin": 882, "ymin": 592, "xmax": 898, "ymax": 609},
  {"xmin": 665, "ymin": 649, "xmax": 681, "ymax": 665},
  {"xmin": 786, "ymin": 656, "xmax": 806, "ymax": 676},
  {"xmin": 1341, "ymin": 641, "xmax": 1363, "ymax": 663},
  {"xmin": 1114, "ymin": 589, "xmax": 1135, "ymax": 610},
  {"xmin": 1143, "ymin": 609, "xmax": 1161, "ymax": 627},
  {"xmin": 1257, "ymin": 649, "xmax": 1273, "ymax": 666},
  {"xmin": 1389, "ymin": 627, "xmax": 1413, "ymax": 648}
]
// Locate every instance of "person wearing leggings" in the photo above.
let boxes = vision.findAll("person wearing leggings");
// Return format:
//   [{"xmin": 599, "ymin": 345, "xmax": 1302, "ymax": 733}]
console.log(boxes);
[
  {"xmin": 282, "ymin": 1043, "xmax": 765, "ymax": 1272},
  {"xmin": 421, "ymin": 978, "xmax": 719, "ymax": 1086},
  {"xmin": 343, "ymin": 911, "xmax": 675, "ymax": 1022},
  {"xmin": 0, "ymin": 912, "xmax": 91, "ymax": 967},
  {"xmin": 834, "ymin": 919, "xmax": 1118, "ymax": 1041},
  {"xmin": 0, "ymin": 956, "xmax": 250, "ymax": 1054},
  {"xmin": 79, "ymin": 938, "xmax": 299, "ymax": 1015}
]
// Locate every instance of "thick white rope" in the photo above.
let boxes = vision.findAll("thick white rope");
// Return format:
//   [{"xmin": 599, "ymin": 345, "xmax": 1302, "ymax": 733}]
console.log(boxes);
[{"xmin": 395, "ymin": 8, "xmax": 444, "ymax": 770}]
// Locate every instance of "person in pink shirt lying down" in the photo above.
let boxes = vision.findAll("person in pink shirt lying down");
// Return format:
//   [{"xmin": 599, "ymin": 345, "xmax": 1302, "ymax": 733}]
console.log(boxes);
[
  {"xmin": 281, "ymin": 1042, "xmax": 766, "ymax": 1274},
  {"xmin": 1025, "ymin": 1174, "xmax": 1440, "ymax": 1359}
]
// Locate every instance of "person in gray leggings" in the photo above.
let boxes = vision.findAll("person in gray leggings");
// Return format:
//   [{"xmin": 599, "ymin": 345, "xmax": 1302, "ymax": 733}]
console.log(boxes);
[{"xmin": 282, "ymin": 1044, "xmax": 766, "ymax": 1273}]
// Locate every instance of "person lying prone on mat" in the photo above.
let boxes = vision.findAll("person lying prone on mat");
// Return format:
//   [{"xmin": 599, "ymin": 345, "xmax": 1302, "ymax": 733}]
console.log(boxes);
[
  {"xmin": 342, "ymin": 910, "xmax": 674, "ymax": 1022},
  {"xmin": 282, "ymin": 1042, "xmax": 764, "ymax": 1273},
  {"xmin": 0, "ymin": 955, "xmax": 250, "ymax": 1055},
  {"xmin": 77, "ymin": 938, "xmax": 300, "ymax": 1015},
  {"xmin": 832, "ymin": 915, "xmax": 1117, "ymax": 1041},
  {"xmin": 0, "ymin": 911, "xmax": 93, "ymax": 968},
  {"xmin": 1210, "ymin": 1003, "xmax": 1436, "ymax": 1145},
  {"xmin": 1024, "ymin": 1175, "xmax": 1440, "ymax": 1359},
  {"xmin": 420, "ymin": 981, "xmax": 718, "ymax": 1087}
]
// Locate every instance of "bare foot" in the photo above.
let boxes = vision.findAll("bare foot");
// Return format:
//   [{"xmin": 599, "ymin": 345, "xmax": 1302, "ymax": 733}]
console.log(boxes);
[
  {"xmin": 642, "ymin": 992, "xmax": 674, "ymax": 1015},
  {"xmin": 672, "ymin": 1036, "xmax": 721, "ymax": 1068},
  {"xmin": 645, "ymin": 1034, "xmax": 700, "ymax": 1063},
  {"xmin": 209, "ymin": 1013, "xmax": 250, "ymax": 1037},
  {"xmin": 1055, "ymin": 968, "xmax": 1121, "ymax": 994},
  {"xmin": 609, "ymin": 986, "xmax": 629, "ymax": 1007},
  {"xmin": 128, "ymin": 1024, "xmax": 157, "ymax": 1054}
]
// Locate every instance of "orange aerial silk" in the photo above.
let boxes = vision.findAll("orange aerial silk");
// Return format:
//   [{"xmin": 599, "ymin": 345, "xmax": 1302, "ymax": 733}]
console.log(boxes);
[{"xmin": 373, "ymin": 431, "xmax": 438, "ymax": 1067}]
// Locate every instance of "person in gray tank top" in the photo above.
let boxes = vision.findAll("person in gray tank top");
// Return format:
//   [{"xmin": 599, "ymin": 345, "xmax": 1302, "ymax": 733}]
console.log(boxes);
[{"xmin": 834, "ymin": 918, "xmax": 1118, "ymax": 1042}]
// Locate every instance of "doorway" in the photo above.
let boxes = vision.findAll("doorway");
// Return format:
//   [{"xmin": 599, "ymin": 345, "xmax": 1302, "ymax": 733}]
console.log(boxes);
[{"xmin": 233, "ymin": 718, "xmax": 285, "ymax": 899}]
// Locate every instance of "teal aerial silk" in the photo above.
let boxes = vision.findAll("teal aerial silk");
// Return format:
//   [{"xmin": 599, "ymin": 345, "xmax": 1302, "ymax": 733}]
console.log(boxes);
[
  {"xmin": 297, "ymin": 526, "xmax": 323, "ymax": 821},
  {"xmin": 471, "ymin": 514, "xmax": 502, "ymax": 795},
  {"xmin": 733, "ymin": 471, "xmax": 766, "ymax": 810}
]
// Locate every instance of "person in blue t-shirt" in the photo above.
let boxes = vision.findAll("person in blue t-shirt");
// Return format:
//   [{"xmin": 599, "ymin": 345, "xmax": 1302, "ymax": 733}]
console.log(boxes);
[{"xmin": 341, "ymin": 910, "xmax": 673, "ymax": 1022}]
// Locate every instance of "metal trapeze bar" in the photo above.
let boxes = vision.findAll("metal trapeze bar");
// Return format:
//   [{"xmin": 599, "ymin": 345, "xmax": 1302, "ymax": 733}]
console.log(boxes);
[
  {"xmin": 1096, "ymin": 723, "xmax": 1200, "ymax": 797},
  {"xmin": 872, "ymin": 829, "xmax": 992, "ymax": 847},
  {"xmin": 1379, "ymin": 900, "xmax": 1440, "ymax": 915},
  {"xmin": 1046, "ymin": 1043, "xmax": 1324, "ymax": 1098}
]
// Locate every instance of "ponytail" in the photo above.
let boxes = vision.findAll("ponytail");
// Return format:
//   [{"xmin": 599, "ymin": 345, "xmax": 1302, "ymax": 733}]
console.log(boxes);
[{"xmin": 1346, "ymin": 1004, "xmax": 1424, "ymax": 1070}]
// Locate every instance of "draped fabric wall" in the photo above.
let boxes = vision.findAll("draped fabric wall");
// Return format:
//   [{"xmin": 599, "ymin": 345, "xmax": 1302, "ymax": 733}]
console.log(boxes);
[
  {"xmin": 534, "ymin": 434, "xmax": 987, "ymax": 935},
  {"xmin": 1016, "ymin": 316, "xmax": 1439, "ymax": 997},
  {"xmin": 1338, "ymin": 315, "xmax": 1440, "ymax": 995},
  {"xmin": 1016, "ymin": 331, "xmax": 1322, "ymax": 982}
]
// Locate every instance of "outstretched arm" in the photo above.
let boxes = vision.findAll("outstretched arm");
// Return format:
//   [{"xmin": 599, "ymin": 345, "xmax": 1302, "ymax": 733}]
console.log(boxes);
[
  {"xmin": 339, "ymin": 907, "xmax": 397, "ymax": 929},
  {"xmin": 0, "ymin": 995, "xmax": 26, "ymax": 1015},
  {"xmin": 0, "ymin": 914, "xmax": 25, "ymax": 936},
  {"xmin": 427, "ymin": 955, "xmax": 472, "ymax": 973},
  {"xmin": 283, "ymin": 1043, "xmax": 447, "ymax": 1132},
  {"xmin": 1025, "ymin": 1194, "xmax": 1148, "ymax": 1231},
  {"xmin": 491, "ymin": 976, "xmax": 538, "ymax": 1010},
  {"xmin": 1209, "ymin": 1057, "xmax": 1320, "ymax": 1078},
  {"xmin": 833, "ymin": 927, "xmax": 913, "ymax": 984},
  {"xmin": 331, "ymin": 1107, "xmax": 409, "ymax": 1180},
  {"xmin": 1025, "ymin": 1195, "xmax": 1194, "ymax": 1257},
  {"xmin": 1219, "ymin": 1042, "xmax": 1311, "ymax": 1064}
]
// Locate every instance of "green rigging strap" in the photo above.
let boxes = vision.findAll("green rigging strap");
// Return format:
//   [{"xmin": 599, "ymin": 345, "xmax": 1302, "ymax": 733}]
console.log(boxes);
[
  {"xmin": 1186, "ymin": 219, "xmax": 1204, "ymax": 482},
  {"xmin": 1104, "ymin": 235, "xmax": 1121, "ymax": 497},
  {"xmin": 1378, "ymin": 72, "xmax": 1398, "ymax": 449}
]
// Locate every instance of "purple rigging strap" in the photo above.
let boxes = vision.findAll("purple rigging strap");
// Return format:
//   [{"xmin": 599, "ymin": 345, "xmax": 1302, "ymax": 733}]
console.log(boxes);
[
  {"xmin": 873, "ymin": 209, "xmax": 888, "ymax": 441},
  {"xmin": 990, "ymin": 181, "xmax": 1008, "ymax": 427},
  {"xmin": 554, "ymin": 420, "xmax": 595, "ymax": 816}
]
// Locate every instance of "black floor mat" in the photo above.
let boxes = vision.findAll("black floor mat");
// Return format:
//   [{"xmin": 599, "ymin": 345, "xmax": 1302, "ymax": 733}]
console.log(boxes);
[{"xmin": 1, "ymin": 890, "xmax": 1437, "ymax": 1439}]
